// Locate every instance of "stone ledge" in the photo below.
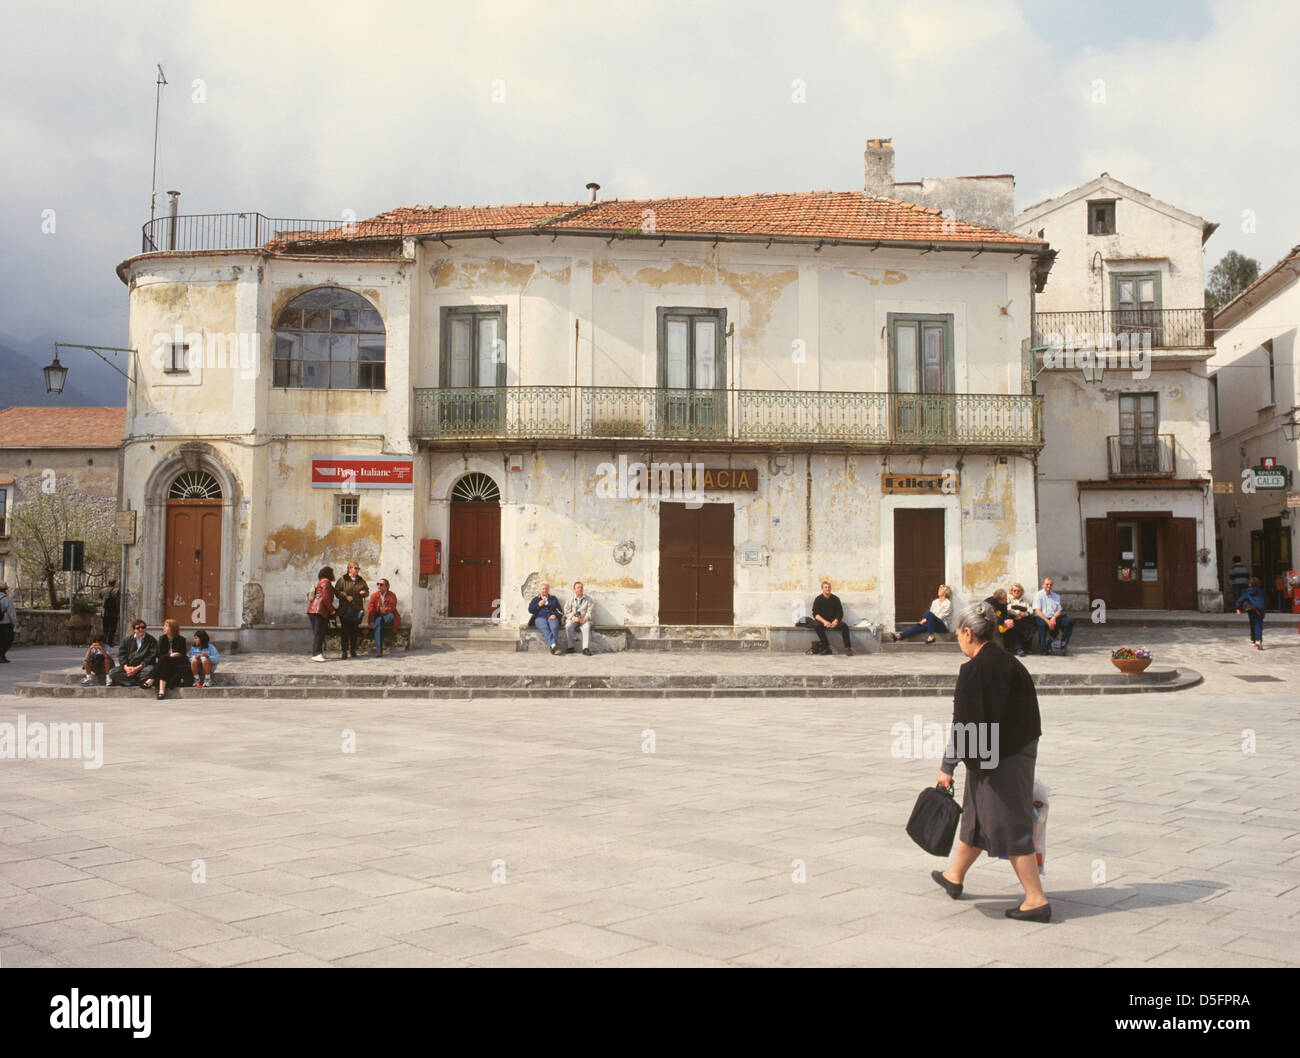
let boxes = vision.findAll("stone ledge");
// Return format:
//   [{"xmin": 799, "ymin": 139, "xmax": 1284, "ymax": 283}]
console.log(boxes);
[{"xmin": 14, "ymin": 667, "xmax": 1202, "ymax": 698}]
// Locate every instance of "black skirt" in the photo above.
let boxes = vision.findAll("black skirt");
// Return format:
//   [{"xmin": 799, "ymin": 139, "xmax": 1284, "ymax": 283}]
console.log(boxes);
[{"xmin": 958, "ymin": 738, "xmax": 1038, "ymax": 857}]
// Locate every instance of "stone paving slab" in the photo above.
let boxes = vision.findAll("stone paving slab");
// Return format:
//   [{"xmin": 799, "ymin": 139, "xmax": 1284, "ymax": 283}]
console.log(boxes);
[{"xmin": 0, "ymin": 627, "xmax": 1297, "ymax": 967}]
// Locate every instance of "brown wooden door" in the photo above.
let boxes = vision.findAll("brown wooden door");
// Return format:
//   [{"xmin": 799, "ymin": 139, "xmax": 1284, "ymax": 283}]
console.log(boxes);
[
  {"xmin": 1168, "ymin": 517, "xmax": 1197, "ymax": 610},
  {"xmin": 893, "ymin": 508, "xmax": 944, "ymax": 625},
  {"xmin": 659, "ymin": 502, "xmax": 734, "ymax": 624},
  {"xmin": 165, "ymin": 500, "xmax": 221, "ymax": 626},
  {"xmin": 1085, "ymin": 517, "xmax": 1116, "ymax": 610},
  {"xmin": 449, "ymin": 501, "xmax": 500, "ymax": 617}
]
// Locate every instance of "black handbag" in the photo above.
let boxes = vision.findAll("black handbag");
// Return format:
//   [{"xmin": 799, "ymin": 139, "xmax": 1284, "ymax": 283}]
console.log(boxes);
[{"xmin": 906, "ymin": 783, "xmax": 962, "ymax": 857}]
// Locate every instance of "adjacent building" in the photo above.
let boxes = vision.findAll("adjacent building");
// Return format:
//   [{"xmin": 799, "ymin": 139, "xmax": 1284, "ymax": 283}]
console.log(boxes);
[
  {"xmin": 1014, "ymin": 174, "xmax": 1221, "ymax": 612},
  {"xmin": 0, "ymin": 406, "xmax": 125, "ymax": 606},
  {"xmin": 116, "ymin": 145, "xmax": 1054, "ymax": 646},
  {"xmin": 1208, "ymin": 244, "xmax": 1300, "ymax": 605}
]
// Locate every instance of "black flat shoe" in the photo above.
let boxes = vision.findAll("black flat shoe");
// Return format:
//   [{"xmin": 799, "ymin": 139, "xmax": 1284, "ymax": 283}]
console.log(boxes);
[
  {"xmin": 1005, "ymin": 902, "xmax": 1051, "ymax": 922},
  {"xmin": 931, "ymin": 870, "xmax": 962, "ymax": 899}
]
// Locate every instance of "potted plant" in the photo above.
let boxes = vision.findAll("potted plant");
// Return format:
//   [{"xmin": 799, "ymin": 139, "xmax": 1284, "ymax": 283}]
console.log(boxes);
[
  {"xmin": 1111, "ymin": 647, "xmax": 1153, "ymax": 674},
  {"xmin": 66, "ymin": 595, "xmax": 96, "ymax": 646}
]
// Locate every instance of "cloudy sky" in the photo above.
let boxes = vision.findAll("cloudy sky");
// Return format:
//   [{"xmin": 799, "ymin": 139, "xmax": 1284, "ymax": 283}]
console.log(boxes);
[{"xmin": 2, "ymin": 0, "xmax": 1295, "ymax": 371}]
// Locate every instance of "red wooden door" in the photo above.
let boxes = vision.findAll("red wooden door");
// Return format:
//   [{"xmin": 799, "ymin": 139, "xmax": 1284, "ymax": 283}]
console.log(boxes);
[
  {"xmin": 893, "ymin": 508, "xmax": 945, "ymax": 625},
  {"xmin": 449, "ymin": 501, "xmax": 500, "ymax": 617},
  {"xmin": 165, "ymin": 500, "xmax": 221, "ymax": 626},
  {"xmin": 658, "ymin": 502, "xmax": 734, "ymax": 624}
]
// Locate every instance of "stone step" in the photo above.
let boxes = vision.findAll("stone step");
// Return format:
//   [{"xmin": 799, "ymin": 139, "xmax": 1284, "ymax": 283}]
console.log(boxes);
[{"xmin": 16, "ymin": 667, "xmax": 1201, "ymax": 698}]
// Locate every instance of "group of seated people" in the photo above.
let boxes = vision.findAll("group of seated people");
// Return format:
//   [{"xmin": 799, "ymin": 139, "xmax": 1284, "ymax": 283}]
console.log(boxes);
[
  {"xmin": 807, "ymin": 577, "xmax": 1075, "ymax": 656},
  {"xmin": 82, "ymin": 618, "xmax": 222, "ymax": 699},
  {"xmin": 527, "ymin": 582, "xmax": 595, "ymax": 655}
]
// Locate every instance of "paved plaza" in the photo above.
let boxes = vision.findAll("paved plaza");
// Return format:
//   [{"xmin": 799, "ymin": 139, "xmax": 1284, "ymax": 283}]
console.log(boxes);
[{"xmin": 1, "ymin": 623, "xmax": 1298, "ymax": 967}]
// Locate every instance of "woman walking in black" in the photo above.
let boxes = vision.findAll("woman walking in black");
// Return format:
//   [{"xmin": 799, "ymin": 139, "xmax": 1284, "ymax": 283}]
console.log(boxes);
[{"xmin": 929, "ymin": 600, "xmax": 1048, "ymax": 921}]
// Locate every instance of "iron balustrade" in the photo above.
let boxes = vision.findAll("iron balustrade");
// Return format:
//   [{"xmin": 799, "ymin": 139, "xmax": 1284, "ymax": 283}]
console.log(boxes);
[
  {"xmin": 139, "ymin": 213, "xmax": 406, "ymax": 254},
  {"xmin": 1033, "ymin": 308, "xmax": 1211, "ymax": 350},
  {"xmin": 413, "ymin": 387, "xmax": 1043, "ymax": 447},
  {"xmin": 1107, "ymin": 434, "xmax": 1176, "ymax": 477}
]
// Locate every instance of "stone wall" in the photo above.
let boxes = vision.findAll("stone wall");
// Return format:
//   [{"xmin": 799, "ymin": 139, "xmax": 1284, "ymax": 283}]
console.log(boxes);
[{"xmin": 15, "ymin": 608, "xmax": 104, "ymax": 646}]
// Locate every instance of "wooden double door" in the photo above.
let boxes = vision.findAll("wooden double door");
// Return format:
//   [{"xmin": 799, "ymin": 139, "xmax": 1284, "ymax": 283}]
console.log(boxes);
[
  {"xmin": 1087, "ymin": 513, "xmax": 1196, "ymax": 610},
  {"xmin": 659, "ymin": 502, "xmax": 734, "ymax": 624},
  {"xmin": 449, "ymin": 501, "xmax": 500, "ymax": 617},
  {"xmin": 165, "ymin": 500, "xmax": 221, "ymax": 625},
  {"xmin": 894, "ymin": 508, "xmax": 945, "ymax": 624}
]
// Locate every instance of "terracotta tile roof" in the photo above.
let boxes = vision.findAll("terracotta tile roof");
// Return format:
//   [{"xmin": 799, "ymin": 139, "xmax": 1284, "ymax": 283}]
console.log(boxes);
[
  {"xmin": 276, "ymin": 191, "xmax": 1047, "ymax": 251},
  {"xmin": 0, "ymin": 406, "xmax": 125, "ymax": 448}
]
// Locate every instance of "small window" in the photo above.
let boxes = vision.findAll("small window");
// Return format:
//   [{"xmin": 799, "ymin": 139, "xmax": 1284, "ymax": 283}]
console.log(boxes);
[
  {"xmin": 1208, "ymin": 375, "xmax": 1220, "ymax": 434},
  {"xmin": 0, "ymin": 486, "xmax": 8, "ymax": 536},
  {"xmin": 336, "ymin": 495, "xmax": 359, "ymax": 526},
  {"xmin": 164, "ymin": 343, "xmax": 190, "ymax": 373},
  {"xmin": 1088, "ymin": 200, "xmax": 1116, "ymax": 235},
  {"xmin": 1264, "ymin": 338, "xmax": 1276, "ymax": 407}
]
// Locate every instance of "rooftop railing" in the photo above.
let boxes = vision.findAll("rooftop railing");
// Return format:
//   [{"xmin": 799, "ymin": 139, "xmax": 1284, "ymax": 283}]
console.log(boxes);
[
  {"xmin": 139, "ymin": 212, "xmax": 404, "ymax": 254},
  {"xmin": 412, "ymin": 387, "xmax": 1044, "ymax": 448}
]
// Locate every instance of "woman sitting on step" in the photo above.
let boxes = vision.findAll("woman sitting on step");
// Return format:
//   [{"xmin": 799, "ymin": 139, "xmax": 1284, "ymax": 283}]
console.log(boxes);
[{"xmin": 893, "ymin": 584, "xmax": 953, "ymax": 644}]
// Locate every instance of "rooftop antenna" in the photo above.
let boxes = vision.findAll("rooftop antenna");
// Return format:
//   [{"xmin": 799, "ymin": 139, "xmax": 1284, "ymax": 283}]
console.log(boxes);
[{"xmin": 148, "ymin": 64, "xmax": 168, "ymax": 250}]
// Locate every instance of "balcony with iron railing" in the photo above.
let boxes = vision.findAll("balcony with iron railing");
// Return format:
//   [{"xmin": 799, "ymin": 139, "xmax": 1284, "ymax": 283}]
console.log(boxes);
[
  {"xmin": 1034, "ymin": 308, "xmax": 1212, "ymax": 350},
  {"xmin": 412, "ymin": 387, "xmax": 1044, "ymax": 449},
  {"xmin": 1106, "ymin": 434, "xmax": 1177, "ymax": 478}
]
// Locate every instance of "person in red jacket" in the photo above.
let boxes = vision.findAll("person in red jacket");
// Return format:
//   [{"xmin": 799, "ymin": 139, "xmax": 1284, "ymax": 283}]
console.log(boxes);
[
  {"xmin": 366, "ymin": 577, "xmax": 401, "ymax": 657},
  {"xmin": 307, "ymin": 566, "xmax": 336, "ymax": 662}
]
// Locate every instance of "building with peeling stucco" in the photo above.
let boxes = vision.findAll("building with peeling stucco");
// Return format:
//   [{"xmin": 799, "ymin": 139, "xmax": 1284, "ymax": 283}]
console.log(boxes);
[
  {"xmin": 1207, "ymin": 244, "xmax": 1300, "ymax": 606},
  {"xmin": 1015, "ymin": 174, "xmax": 1222, "ymax": 613},
  {"xmin": 116, "ymin": 162, "xmax": 1055, "ymax": 648}
]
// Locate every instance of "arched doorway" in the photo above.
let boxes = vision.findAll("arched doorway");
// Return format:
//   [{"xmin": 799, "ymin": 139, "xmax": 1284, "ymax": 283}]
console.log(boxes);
[
  {"xmin": 448, "ymin": 472, "xmax": 500, "ymax": 617},
  {"xmin": 165, "ymin": 470, "xmax": 222, "ymax": 626}
]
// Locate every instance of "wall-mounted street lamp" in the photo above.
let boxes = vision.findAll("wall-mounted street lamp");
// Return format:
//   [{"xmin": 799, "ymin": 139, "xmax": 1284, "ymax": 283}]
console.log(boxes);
[
  {"xmin": 43, "ymin": 342, "xmax": 139, "ymax": 394},
  {"xmin": 1080, "ymin": 358, "xmax": 1105, "ymax": 385},
  {"xmin": 1282, "ymin": 406, "xmax": 1300, "ymax": 443}
]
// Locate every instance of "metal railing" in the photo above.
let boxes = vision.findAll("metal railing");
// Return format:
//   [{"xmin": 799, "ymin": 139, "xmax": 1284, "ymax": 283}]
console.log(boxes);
[
  {"xmin": 139, "ymin": 212, "xmax": 405, "ymax": 254},
  {"xmin": 1107, "ymin": 434, "xmax": 1176, "ymax": 477},
  {"xmin": 1034, "ymin": 308, "xmax": 1211, "ymax": 349},
  {"xmin": 413, "ymin": 387, "xmax": 1044, "ymax": 447}
]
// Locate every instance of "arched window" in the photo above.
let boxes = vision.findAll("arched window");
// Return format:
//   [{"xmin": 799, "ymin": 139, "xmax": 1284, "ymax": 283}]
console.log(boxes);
[
  {"xmin": 273, "ymin": 287, "xmax": 385, "ymax": 389},
  {"xmin": 451, "ymin": 472, "xmax": 500, "ymax": 502},
  {"xmin": 168, "ymin": 471, "xmax": 223, "ymax": 499}
]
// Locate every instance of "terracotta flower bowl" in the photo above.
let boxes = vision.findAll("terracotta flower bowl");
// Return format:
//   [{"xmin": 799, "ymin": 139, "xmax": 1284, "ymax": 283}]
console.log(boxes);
[{"xmin": 1111, "ymin": 657, "xmax": 1152, "ymax": 675}]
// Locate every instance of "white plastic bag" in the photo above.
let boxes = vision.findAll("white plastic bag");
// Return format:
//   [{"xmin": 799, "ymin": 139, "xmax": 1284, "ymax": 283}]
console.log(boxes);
[{"xmin": 1032, "ymin": 780, "xmax": 1050, "ymax": 875}]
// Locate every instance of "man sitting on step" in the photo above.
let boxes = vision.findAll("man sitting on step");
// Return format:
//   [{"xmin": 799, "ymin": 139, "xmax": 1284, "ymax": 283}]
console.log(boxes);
[
  {"xmin": 563, "ymin": 581, "xmax": 595, "ymax": 656},
  {"xmin": 810, "ymin": 581, "xmax": 853, "ymax": 656},
  {"xmin": 528, "ymin": 582, "xmax": 564, "ymax": 655}
]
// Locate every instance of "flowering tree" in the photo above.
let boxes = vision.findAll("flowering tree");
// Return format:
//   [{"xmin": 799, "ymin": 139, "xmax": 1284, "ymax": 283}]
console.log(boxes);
[{"xmin": 7, "ymin": 485, "xmax": 116, "ymax": 608}]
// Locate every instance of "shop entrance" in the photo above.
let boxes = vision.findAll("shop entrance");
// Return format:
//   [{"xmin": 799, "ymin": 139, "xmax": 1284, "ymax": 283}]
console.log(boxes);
[
  {"xmin": 164, "ymin": 471, "xmax": 222, "ymax": 626},
  {"xmin": 448, "ymin": 473, "xmax": 501, "ymax": 617},
  {"xmin": 893, "ymin": 508, "xmax": 945, "ymax": 625},
  {"xmin": 1086, "ymin": 513, "xmax": 1196, "ymax": 610},
  {"xmin": 659, "ymin": 502, "xmax": 734, "ymax": 624}
]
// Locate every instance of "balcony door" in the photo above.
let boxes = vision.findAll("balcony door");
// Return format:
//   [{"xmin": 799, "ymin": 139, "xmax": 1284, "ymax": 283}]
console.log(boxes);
[
  {"xmin": 1118, "ymin": 393, "xmax": 1159, "ymax": 474},
  {"xmin": 888, "ymin": 313, "xmax": 954, "ymax": 443},
  {"xmin": 440, "ymin": 307, "xmax": 506, "ymax": 433},
  {"xmin": 657, "ymin": 308, "xmax": 726, "ymax": 438},
  {"xmin": 1111, "ymin": 272, "xmax": 1162, "ymax": 345}
]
